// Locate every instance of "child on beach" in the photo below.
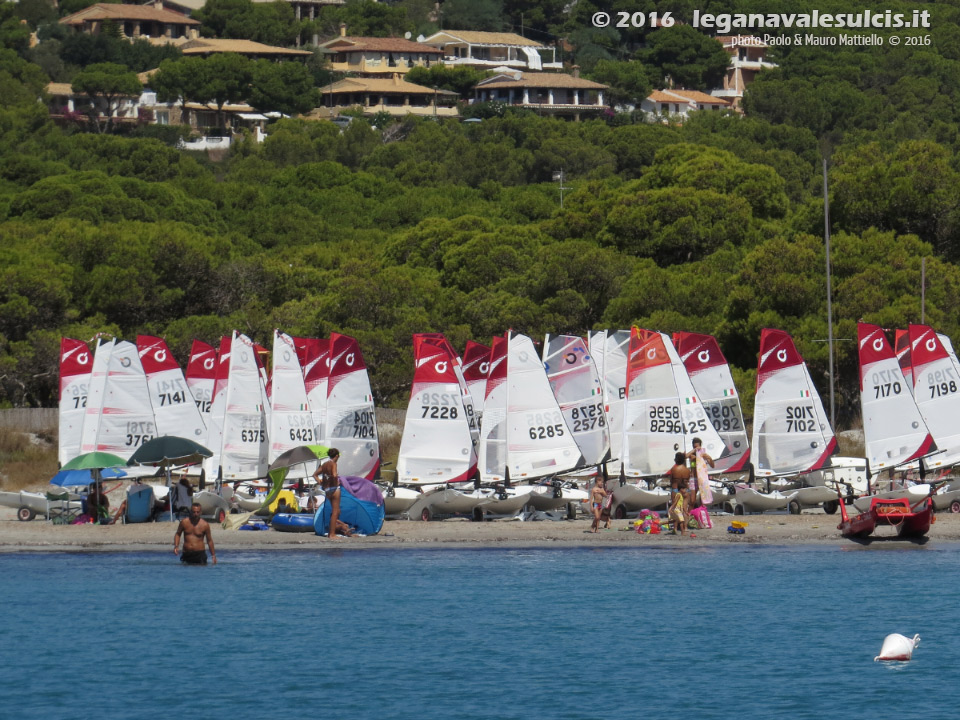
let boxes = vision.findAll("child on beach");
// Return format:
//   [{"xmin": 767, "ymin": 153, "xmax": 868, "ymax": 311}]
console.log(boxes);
[{"xmin": 669, "ymin": 486, "xmax": 688, "ymax": 536}]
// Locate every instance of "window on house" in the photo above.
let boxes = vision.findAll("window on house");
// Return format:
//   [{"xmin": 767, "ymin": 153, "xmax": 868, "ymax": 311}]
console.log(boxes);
[
  {"xmin": 156, "ymin": 110, "xmax": 170, "ymax": 125},
  {"xmin": 388, "ymin": 53, "xmax": 396, "ymax": 67}
]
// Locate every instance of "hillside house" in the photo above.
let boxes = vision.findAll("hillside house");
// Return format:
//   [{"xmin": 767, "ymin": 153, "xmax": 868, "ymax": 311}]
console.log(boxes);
[
  {"xmin": 60, "ymin": 3, "xmax": 199, "ymax": 40},
  {"xmin": 420, "ymin": 30, "xmax": 561, "ymax": 71},
  {"xmin": 320, "ymin": 26, "xmax": 442, "ymax": 76},
  {"xmin": 640, "ymin": 89, "xmax": 732, "ymax": 121},
  {"xmin": 473, "ymin": 70, "xmax": 607, "ymax": 119}
]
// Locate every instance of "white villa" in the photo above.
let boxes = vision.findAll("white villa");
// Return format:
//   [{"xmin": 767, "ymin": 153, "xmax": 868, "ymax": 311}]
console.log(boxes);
[
  {"xmin": 640, "ymin": 89, "xmax": 732, "ymax": 121},
  {"xmin": 420, "ymin": 30, "xmax": 562, "ymax": 72}
]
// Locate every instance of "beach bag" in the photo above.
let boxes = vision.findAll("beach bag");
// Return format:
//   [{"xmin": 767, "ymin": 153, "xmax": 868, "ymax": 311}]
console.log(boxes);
[{"xmin": 690, "ymin": 505, "xmax": 712, "ymax": 529}]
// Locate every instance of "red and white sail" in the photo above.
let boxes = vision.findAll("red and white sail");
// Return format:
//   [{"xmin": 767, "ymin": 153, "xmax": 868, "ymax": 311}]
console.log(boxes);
[
  {"xmin": 326, "ymin": 332, "xmax": 379, "ymax": 480},
  {"xmin": 752, "ymin": 329, "xmax": 836, "ymax": 476},
  {"xmin": 462, "ymin": 340, "xmax": 491, "ymax": 423},
  {"xmin": 186, "ymin": 339, "xmax": 217, "ymax": 419},
  {"xmin": 268, "ymin": 330, "xmax": 315, "ymax": 466},
  {"xmin": 79, "ymin": 337, "xmax": 115, "ymax": 455},
  {"xmin": 58, "ymin": 338, "xmax": 92, "ymax": 466},
  {"xmin": 858, "ymin": 322, "xmax": 935, "ymax": 471},
  {"xmin": 894, "ymin": 329, "xmax": 913, "ymax": 396},
  {"xmin": 588, "ymin": 330, "xmax": 629, "ymax": 471},
  {"xmin": 398, "ymin": 339, "xmax": 476, "ymax": 484},
  {"xmin": 907, "ymin": 324, "xmax": 960, "ymax": 469},
  {"xmin": 623, "ymin": 328, "xmax": 725, "ymax": 477},
  {"xmin": 137, "ymin": 335, "xmax": 206, "ymax": 441},
  {"xmin": 93, "ymin": 341, "xmax": 158, "ymax": 459},
  {"xmin": 203, "ymin": 336, "xmax": 231, "ymax": 478},
  {"xmin": 673, "ymin": 331, "xmax": 750, "ymax": 473},
  {"xmin": 218, "ymin": 332, "xmax": 269, "ymax": 479},
  {"xmin": 414, "ymin": 333, "xmax": 479, "ymax": 448},
  {"xmin": 296, "ymin": 337, "xmax": 329, "ymax": 446},
  {"xmin": 478, "ymin": 336, "xmax": 508, "ymax": 482},
  {"xmin": 543, "ymin": 334, "xmax": 610, "ymax": 466},
  {"xmin": 479, "ymin": 333, "xmax": 583, "ymax": 483}
]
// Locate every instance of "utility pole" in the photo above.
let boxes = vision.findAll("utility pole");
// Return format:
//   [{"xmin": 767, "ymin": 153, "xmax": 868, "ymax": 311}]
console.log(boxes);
[{"xmin": 553, "ymin": 169, "xmax": 568, "ymax": 208}]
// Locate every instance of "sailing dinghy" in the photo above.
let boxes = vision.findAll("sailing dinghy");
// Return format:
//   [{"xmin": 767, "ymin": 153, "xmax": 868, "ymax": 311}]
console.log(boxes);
[
  {"xmin": 58, "ymin": 338, "xmax": 92, "ymax": 467},
  {"xmin": 398, "ymin": 337, "xmax": 487, "ymax": 520},
  {"xmin": 747, "ymin": 329, "xmax": 837, "ymax": 512},
  {"xmin": 478, "ymin": 333, "xmax": 584, "ymax": 515},
  {"xmin": 325, "ymin": 332, "xmax": 379, "ymax": 480},
  {"xmin": 137, "ymin": 335, "xmax": 206, "ymax": 442},
  {"xmin": 612, "ymin": 328, "xmax": 725, "ymax": 515},
  {"xmin": 542, "ymin": 334, "xmax": 611, "ymax": 468},
  {"xmin": 268, "ymin": 330, "xmax": 317, "ymax": 471},
  {"xmin": 858, "ymin": 322, "xmax": 936, "ymax": 476}
]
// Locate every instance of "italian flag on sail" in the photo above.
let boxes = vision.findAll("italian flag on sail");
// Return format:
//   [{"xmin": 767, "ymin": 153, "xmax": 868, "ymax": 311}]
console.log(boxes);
[
  {"xmin": 363, "ymin": 394, "xmax": 373, "ymax": 402},
  {"xmin": 723, "ymin": 388, "xmax": 736, "ymax": 397},
  {"xmin": 800, "ymin": 390, "xmax": 810, "ymax": 398},
  {"xmin": 685, "ymin": 396, "xmax": 698, "ymax": 405},
  {"xmin": 590, "ymin": 388, "xmax": 601, "ymax": 396}
]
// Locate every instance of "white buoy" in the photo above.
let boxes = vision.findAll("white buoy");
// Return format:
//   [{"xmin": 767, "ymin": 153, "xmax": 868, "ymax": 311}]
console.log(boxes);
[{"xmin": 875, "ymin": 633, "xmax": 921, "ymax": 661}]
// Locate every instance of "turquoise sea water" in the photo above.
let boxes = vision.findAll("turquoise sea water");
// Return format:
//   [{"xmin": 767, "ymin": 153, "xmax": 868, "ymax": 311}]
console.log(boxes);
[{"xmin": 1, "ymin": 545, "xmax": 957, "ymax": 720}]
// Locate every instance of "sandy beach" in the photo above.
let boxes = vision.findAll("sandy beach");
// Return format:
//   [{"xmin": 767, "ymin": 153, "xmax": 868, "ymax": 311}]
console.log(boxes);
[{"xmin": 3, "ymin": 502, "xmax": 960, "ymax": 552}]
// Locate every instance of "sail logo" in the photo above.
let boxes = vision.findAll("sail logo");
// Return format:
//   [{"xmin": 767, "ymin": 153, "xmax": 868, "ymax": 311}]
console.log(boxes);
[
  {"xmin": 517, "ymin": 351, "xmax": 529, "ymax": 363},
  {"xmin": 154, "ymin": 349, "xmax": 167, "ymax": 364},
  {"xmin": 203, "ymin": 357, "xmax": 215, "ymax": 370},
  {"xmin": 647, "ymin": 348, "xmax": 658, "ymax": 360},
  {"xmin": 698, "ymin": 350, "xmax": 710, "ymax": 363},
  {"xmin": 565, "ymin": 352, "xmax": 577, "ymax": 365},
  {"xmin": 282, "ymin": 350, "xmax": 291, "ymax": 363},
  {"xmin": 873, "ymin": 337, "xmax": 884, "ymax": 352},
  {"xmin": 63, "ymin": 345, "xmax": 91, "ymax": 366},
  {"xmin": 926, "ymin": 338, "xmax": 937, "ymax": 352},
  {"xmin": 346, "ymin": 353, "xmax": 355, "ymax": 367},
  {"xmin": 119, "ymin": 356, "xmax": 131, "ymax": 368},
  {"xmin": 435, "ymin": 361, "xmax": 449, "ymax": 375},
  {"xmin": 777, "ymin": 349, "xmax": 788, "ymax": 363},
  {"xmin": 479, "ymin": 362, "xmax": 490, "ymax": 375}
]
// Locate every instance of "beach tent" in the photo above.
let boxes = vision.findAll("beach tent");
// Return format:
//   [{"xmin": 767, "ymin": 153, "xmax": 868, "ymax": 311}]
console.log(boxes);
[{"xmin": 314, "ymin": 476, "xmax": 385, "ymax": 536}]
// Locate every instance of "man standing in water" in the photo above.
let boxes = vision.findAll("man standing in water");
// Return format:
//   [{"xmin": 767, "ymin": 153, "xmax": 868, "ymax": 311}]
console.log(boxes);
[
  {"xmin": 312, "ymin": 448, "xmax": 349, "ymax": 539},
  {"xmin": 174, "ymin": 502, "xmax": 217, "ymax": 565}
]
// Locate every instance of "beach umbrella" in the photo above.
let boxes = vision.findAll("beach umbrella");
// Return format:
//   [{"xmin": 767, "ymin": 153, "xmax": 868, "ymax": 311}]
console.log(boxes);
[
  {"xmin": 61, "ymin": 451, "xmax": 128, "ymax": 472},
  {"xmin": 127, "ymin": 436, "xmax": 213, "ymax": 521},
  {"xmin": 50, "ymin": 467, "xmax": 126, "ymax": 487},
  {"xmin": 267, "ymin": 444, "xmax": 330, "ymax": 473},
  {"xmin": 224, "ymin": 446, "xmax": 330, "ymax": 531},
  {"xmin": 127, "ymin": 436, "xmax": 213, "ymax": 468}
]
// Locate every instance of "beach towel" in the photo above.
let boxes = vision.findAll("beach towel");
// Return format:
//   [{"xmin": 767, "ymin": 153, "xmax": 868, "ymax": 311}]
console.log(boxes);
[{"xmin": 695, "ymin": 449, "xmax": 713, "ymax": 505}]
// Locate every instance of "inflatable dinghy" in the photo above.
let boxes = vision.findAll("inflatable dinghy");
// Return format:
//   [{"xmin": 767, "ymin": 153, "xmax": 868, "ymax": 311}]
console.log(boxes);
[{"xmin": 271, "ymin": 513, "xmax": 315, "ymax": 533}]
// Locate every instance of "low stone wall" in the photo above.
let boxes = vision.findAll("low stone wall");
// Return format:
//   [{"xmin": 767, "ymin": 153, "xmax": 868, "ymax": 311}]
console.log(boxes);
[
  {"xmin": 0, "ymin": 407, "xmax": 406, "ymax": 437},
  {"xmin": 0, "ymin": 408, "xmax": 58, "ymax": 432}
]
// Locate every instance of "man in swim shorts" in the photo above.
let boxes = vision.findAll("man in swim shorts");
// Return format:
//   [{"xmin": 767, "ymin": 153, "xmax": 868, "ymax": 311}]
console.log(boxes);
[{"xmin": 174, "ymin": 502, "xmax": 217, "ymax": 565}]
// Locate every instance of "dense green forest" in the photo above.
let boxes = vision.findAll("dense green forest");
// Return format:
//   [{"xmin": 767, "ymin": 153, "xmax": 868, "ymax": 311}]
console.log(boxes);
[{"xmin": 2, "ymin": 0, "xmax": 960, "ymax": 429}]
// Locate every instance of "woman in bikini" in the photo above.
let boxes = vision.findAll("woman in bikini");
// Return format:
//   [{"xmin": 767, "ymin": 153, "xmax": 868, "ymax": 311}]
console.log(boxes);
[{"xmin": 312, "ymin": 448, "xmax": 351, "ymax": 539}]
